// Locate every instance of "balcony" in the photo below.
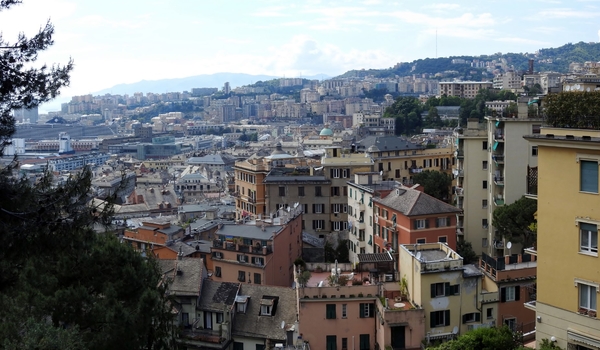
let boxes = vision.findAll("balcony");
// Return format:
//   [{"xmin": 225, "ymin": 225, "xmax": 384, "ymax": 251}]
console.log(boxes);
[
  {"xmin": 212, "ymin": 240, "xmax": 273, "ymax": 255},
  {"xmin": 526, "ymin": 166, "xmax": 537, "ymax": 198},
  {"xmin": 493, "ymin": 176, "xmax": 504, "ymax": 186},
  {"xmin": 453, "ymin": 168, "xmax": 464, "ymax": 177},
  {"xmin": 494, "ymin": 197, "xmax": 505, "ymax": 206},
  {"xmin": 455, "ymin": 150, "xmax": 465, "ymax": 159},
  {"xmin": 494, "ymin": 131, "xmax": 505, "ymax": 142},
  {"xmin": 492, "ymin": 155, "xmax": 504, "ymax": 164},
  {"xmin": 455, "ymin": 187, "xmax": 464, "ymax": 196},
  {"xmin": 241, "ymin": 195, "xmax": 256, "ymax": 203}
]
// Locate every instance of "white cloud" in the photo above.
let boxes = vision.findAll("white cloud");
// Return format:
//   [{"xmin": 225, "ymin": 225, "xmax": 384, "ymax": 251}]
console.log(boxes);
[
  {"xmin": 598, "ymin": 29, "xmax": 600, "ymax": 41},
  {"xmin": 251, "ymin": 6, "xmax": 288, "ymax": 17},
  {"xmin": 495, "ymin": 37, "xmax": 551, "ymax": 46},
  {"xmin": 422, "ymin": 3, "xmax": 460, "ymax": 11},
  {"xmin": 537, "ymin": 8, "xmax": 600, "ymax": 18}
]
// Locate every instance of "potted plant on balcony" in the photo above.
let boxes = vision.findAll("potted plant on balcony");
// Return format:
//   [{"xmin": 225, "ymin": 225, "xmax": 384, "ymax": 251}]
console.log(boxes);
[{"xmin": 399, "ymin": 274, "xmax": 409, "ymax": 301}]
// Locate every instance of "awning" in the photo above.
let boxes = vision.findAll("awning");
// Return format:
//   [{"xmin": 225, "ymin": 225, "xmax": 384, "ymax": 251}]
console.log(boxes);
[
  {"xmin": 495, "ymin": 120, "xmax": 501, "ymax": 127},
  {"xmin": 568, "ymin": 329, "xmax": 600, "ymax": 348},
  {"xmin": 493, "ymin": 141, "xmax": 499, "ymax": 151}
]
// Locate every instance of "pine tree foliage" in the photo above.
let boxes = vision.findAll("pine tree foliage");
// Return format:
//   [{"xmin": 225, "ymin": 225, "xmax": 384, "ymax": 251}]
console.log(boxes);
[
  {"xmin": 0, "ymin": 2, "xmax": 175, "ymax": 348},
  {"xmin": 0, "ymin": 0, "xmax": 73, "ymax": 151}
]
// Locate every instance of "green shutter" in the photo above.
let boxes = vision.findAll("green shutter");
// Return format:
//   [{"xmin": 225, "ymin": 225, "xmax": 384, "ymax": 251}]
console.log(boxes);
[
  {"xmin": 425, "ymin": 219, "xmax": 430, "ymax": 228},
  {"xmin": 444, "ymin": 282, "xmax": 450, "ymax": 296},
  {"xmin": 359, "ymin": 303, "xmax": 365, "ymax": 318},
  {"xmin": 431, "ymin": 284, "xmax": 436, "ymax": 298},
  {"xmin": 430, "ymin": 312, "xmax": 437, "ymax": 328},
  {"xmin": 444, "ymin": 310, "xmax": 451, "ymax": 326},
  {"xmin": 475, "ymin": 313, "xmax": 481, "ymax": 322}
]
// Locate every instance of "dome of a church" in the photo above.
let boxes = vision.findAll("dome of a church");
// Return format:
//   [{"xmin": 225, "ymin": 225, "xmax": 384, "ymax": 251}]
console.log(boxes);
[{"xmin": 319, "ymin": 126, "xmax": 333, "ymax": 136}]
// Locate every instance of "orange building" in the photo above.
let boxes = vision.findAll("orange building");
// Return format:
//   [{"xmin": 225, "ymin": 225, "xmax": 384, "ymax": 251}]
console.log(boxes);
[
  {"xmin": 211, "ymin": 207, "xmax": 303, "ymax": 287},
  {"xmin": 373, "ymin": 185, "xmax": 461, "ymax": 253},
  {"xmin": 122, "ymin": 221, "xmax": 183, "ymax": 256}
]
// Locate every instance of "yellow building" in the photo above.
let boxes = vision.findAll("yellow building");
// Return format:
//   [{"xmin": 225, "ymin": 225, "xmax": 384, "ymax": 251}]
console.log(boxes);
[{"xmin": 525, "ymin": 127, "xmax": 600, "ymax": 349}]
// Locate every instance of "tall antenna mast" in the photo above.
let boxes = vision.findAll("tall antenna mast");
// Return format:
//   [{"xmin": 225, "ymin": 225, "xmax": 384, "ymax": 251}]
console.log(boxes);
[{"xmin": 436, "ymin": 28, "xmax": 438, "ymax": 58}]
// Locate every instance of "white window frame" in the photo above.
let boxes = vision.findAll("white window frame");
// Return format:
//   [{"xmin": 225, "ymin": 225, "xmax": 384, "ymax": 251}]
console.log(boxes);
[
  {"xmin": 332, "ymin": 168, "xmax": 341, "ymax": 178},
  {"xmin": 315, "ymin": 204, "xmax": 324, "ymax": 214},
  {"xmin": 578, "ymin": 221, "xmax": 598, "ymax": 256},
  {"xmin": 416, "ymin": 219, "xmax": 426, "ymax": 229},
  {"xmin": 260, "ymin": 305, "xmax": 272, "ymax": 316},
  {"xmin": 333, "ymin": 203, "xmax": 341, "ymax": 213},
  {"xmin": 314, "ymin": 220, "xmax": 324, "ymax": 230},
  {"xmin": 505, "ymin": 286, "xmax": 516, "ymax": 301},
  {"xmin": 437, "ymin": 217, "xmax": 448, "ymax": 227}
]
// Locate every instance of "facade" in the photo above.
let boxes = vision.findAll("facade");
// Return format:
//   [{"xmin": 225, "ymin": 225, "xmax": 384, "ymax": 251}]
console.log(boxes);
[
  {"xmin": 175, "ymin": 173, "xmax": 219, "ymax": 203},
  {"xmin": 357, "ymin": 136, "xmax": 454, "ymax": 183},
  {"xmin": 479, "ymin": 252, "xmax": 537, "ymax": 337},
  {"xmin": 347, "ymin": 173, "xmax": 396, "ymax": 262},
  {"xmin": 373, "ymin": 184, "xmax": 461, "ymax": 253},
  {"xmin": 398, "ymin": 243, "xmax": 485, "ymax": 343},
  {"xmin": 525, "ymin": 127, "xmax": 600, "ymax": 349},
  {"xmin": 210, "ymin": 208, "xmax": 303, "ymax": 287},
  {"xmin": 485, "ymin": 115, "xmax": 543, "ymax": 256},
  {"xmin": 453, "ymin": 119, "xmax": 490, "ymax": 256},
  {"xmin": 439, "ymin": 81, "xmax": 493, "ymax": 99}
]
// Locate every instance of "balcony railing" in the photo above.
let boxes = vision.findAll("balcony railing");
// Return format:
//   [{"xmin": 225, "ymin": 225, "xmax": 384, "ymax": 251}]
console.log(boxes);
[
  {"xmin": 455, "ymin": 187, "xmax": 464, "ymax": 196},
  {"xmin": 527, "ymin": 166, "xmax": 538, "ymax": 196},
  {"xmin": 492, "ymin": 155, "xmax": 504, "ymax": 164},
  {"xmin": 493, "ymin": 176, "xmax": 504, "ymax": 186},
  {"xmin": 212, "ymin": 240, "xmax": 273, "ymax": 255}
]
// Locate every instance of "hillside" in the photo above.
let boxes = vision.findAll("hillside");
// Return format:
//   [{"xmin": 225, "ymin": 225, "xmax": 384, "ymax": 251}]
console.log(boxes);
[{"xmin": 337, "ymin": 41, "xmax": 600, "ymax": 79}]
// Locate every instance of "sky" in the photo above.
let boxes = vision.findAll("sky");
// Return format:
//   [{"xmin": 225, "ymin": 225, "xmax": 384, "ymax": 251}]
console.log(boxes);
[{"xmin": 1, "ymin": 0, "xmax": 600, "ymax": 109}]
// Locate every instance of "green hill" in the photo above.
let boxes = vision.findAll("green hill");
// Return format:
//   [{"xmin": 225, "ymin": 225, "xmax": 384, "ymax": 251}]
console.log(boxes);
[{"xmin": 336, "ymin": 41, "xmax": 600, "ymax": 79}]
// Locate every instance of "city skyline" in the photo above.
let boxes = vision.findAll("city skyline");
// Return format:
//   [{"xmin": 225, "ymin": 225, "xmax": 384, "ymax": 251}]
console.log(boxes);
[{"xmin": 2, "ymin": 0, "xmax": 600, "ymax": 104}]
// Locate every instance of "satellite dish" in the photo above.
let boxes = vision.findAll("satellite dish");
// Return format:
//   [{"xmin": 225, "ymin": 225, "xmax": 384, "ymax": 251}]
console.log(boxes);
[
  {"xmin": 506, "ymin": 242, "xmax": 512, "ymax": 249},
  {"xmin": 452, "ymin": 326, "xmax": 459, "ymax": 335},
  {"xmin": 416, "ymin": 252, "xmax": 422, "ymax": 260},
  {"xmin": 379, "ymin": 170, "xmax": 383, "ymax": 176},
  {"xmin": 281, "ymin": 321, "xmax": 285, "ymax": 329}
]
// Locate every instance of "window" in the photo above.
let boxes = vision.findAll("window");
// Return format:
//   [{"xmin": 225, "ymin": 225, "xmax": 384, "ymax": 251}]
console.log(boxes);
[
  {"xmin": 233, "ymin": 342, "xmax": 243, "ymax": 350},
  {"xmin": 438, "ymin": 236, "xmax": 447, "ymax": 243},
  {"xmin": 501, "ymin": 286, "xmax": 519, "ymax": 302},
  {"xmin": 254, "ymin": 273, "xmax": 261, "ymax": 284},
  {"xmin": 532, "ymin": 146, "xmax": 538, "ymax": 156},
  {"xmin": 580, "ymin": 223, "xmax": 598, "ymax": 255},
  {"xmin": 342, "ymin": 304, "xmax": 347, "ymax": 318},
  {"xmin": 326, "ymin": 336, "xmax": 337, "ymax": 350},
  {"xmin": 431, "ymin": 282, "xmax": 460, "ymax": 297},
  {"xmin": 359, "ymin": 303, "xmax": 375, "ymax": 318},
  {"xmin": 415, "ymin": 219, "xmax": 427, "ymax": 229},
  {"xmin": 486, "ymin": 308, "xmax": 493, "ymax": 319},
  {"xmin": 216, "ymin": 312, "xmax": 224, "ymax": 324},
  {"xmin": 579, "ymin": 283, "xmax": 597, "ymax": 313},
  {"xmin": 342, "ymin": 338, "xmax": 348, "ymax": 350},
  {"xmin": 482, "ymin": 199, "xmax": 488, "ymax": 208},
  {"xmin": 260, "ymin": 305, "xmax": 271, "ymax": 316},
  {"xmin": 483, "ymin": 141, "xmax": 488, "ymax": 150},
  {"xmin": 436, "ymin": 217, "xmax": 449, "ymax": 227},
  {"xmin": 237, "ymin": 254, "xmax": 247, "ymax": 263},
  {"xmin": 215, "ymin": 266, "xmax": 221, "ymax": 277},
  {"xmin": 430, "ymin": 310, "xmax": 450, "ymax": 327},
  {"xmin": 483, "ymin": 160, "xmax": 488, "ymax": 170},
  {"xmin": 332, "ymin": 168, "xmax": 341, "ymax": 178},
  {"xmin": 395, "ymin": 169, "xmax": 400, "ymax": 178},
  {"xmin": 313, "ymin": 220, "xmax": 325, "ymax": 230},
  {"xmin": 482, "ymin": 219, "xmax": 488, "ymax": 229},
  {"xmin": 483, "ymin": 180, "xmax": 488, "ymax": 189},
  {"xmin": 332, "ymin": 186, "xmax": 340, "ymax": 196},
  {"xmin": 313, "ymin": 204, "xmax": 324, "ymax": 213},
  {"xmin": 416, "ymin": 238, "xmax": 426, "ymax": 244},
  {"xmin": 532, "ymin": 124, "xmax": 541, "ymax": 134},
  {"xmin": 252, "ymin": 257, "xmax": 265, "ymax": 266},
  {"xmin": 462, "ymin": 312, "xmax": 481, "ymax": 323},
  {"xmin": 237, "ymin": 300, "xmax": 248, "ymax": 313},
  {"xmin": 315, "ymin": 186, "xmax": 322, "ymax": 197},
  {"xmin": 326, "ymin": 304, "xmax": 336, "ymax": 319},
  {"xmin": 278, "ymin": 186, "xmax": 285, "ymax": 197},
  {"xmin": 504, "ymin": 318, "xmax": 516, "ymax": 331},
  {"xmin": 298, "ymin": 186, "xmax": 305, "ymax": 197},
  {"xmin": 238, "ymin": 270, "xmax": 246, "ymax": 282},
  {"xmin": 581, "ymin": 160, "xmax": 599, "ymax": 193},
  {"xmin": 359, "ymin": 334, "xmax": 370, "ymax": 350}
]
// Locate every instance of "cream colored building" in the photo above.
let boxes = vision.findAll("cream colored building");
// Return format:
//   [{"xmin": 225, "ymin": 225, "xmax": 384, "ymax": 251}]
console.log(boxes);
[
  {"xmin": 454, "ymin": 119, "xmax": 489, "ymax": 256},
  {"xmin": 399, "ymin": 243, "xmax": 484, "ymax": 343},
  {"xmin": 439, "ymin": 81, "xmax": 493, "ymax": 99}
]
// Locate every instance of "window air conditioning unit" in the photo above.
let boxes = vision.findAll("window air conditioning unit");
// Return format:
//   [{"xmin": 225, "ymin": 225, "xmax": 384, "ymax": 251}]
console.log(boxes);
[{"xmin": 385, "ymin": 274, "xmax": 393, "ymax": 282}]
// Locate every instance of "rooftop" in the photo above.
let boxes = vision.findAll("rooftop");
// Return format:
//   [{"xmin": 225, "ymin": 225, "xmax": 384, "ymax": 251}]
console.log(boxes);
[
  {"xmin": 198, "ymin": 279, "xmax": 240, "ymax": 312},
  {"xmin": 215, "ymin": 223, "xmax": 282, "ymax": 241},
  {"xmin": 159, "ymin": 258, "xmax": 204, "ymax": 296},
  {"xmin": 374, "ymin": 185, "xmax": 461, "ymax": 216}
]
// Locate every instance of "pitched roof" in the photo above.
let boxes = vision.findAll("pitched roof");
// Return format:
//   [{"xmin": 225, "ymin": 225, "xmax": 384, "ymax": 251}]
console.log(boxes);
[
  {"xmin": 198, "ymin": 280, "xmax": 240, "ymax": 312},
  {"xmin": 232, "ymin": 284, "xmax": 297, "ymax": 341},
  {"xmin": 158, "ymin": 258, "xmax": 204, "ymax": 297},
  {"xmin": 356, "ymin": 136, "xmax": 422, "ymax": 152},
  {"xmin": 374, "ymin": 186, "xmax": 461, "ymax": 217}
]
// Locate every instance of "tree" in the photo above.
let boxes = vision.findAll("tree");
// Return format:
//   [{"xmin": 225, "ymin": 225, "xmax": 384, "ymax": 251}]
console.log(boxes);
[
  {"xmin": 427, "ymin": 326, "xmax": 520, "ymax": 350},
  {"xmin": 411, "ymin": 170, "xmax": 452, "ymax": 202},
  {"xmin": 457, "ymin": 240, "xmax": 478, "ymax": 264},
  {"xmin": 0, "ymin": 2, "xmax": 175, "ymax": 348},
  {"xmin": 0, "ymin": 0, "xmax": 73, "ymax": 152},
  {"xmin": 492, "ymin": 196, "xmax": 537, "ymax": 251},
  {"xmin": 384, "ymin": 96, "xmax": 422, "ymax": 135}
]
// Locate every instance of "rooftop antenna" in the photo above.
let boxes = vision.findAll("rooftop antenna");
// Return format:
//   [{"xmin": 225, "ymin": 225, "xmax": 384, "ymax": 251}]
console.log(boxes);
[{"xmin": 436, "ymin": 28, "xmax": 438, "ymax": 58}]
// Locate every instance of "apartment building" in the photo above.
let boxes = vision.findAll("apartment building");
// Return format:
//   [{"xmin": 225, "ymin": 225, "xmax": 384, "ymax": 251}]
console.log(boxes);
[
  {"xmin": 493, "ymin": 70, "xmax": 521, "ymax": 91},
  {"xmin": 210, "ymin": 207, "xmax": 303, "ymax": 287},
  {"xmin": 347, "ymin": 173, "xmax": 397, "ymax": 262},
  {"xmin": 453, "ymin": 119, "xmax": 490, "ymax": 256},
  {"xmin": 524, "ymin": 127, "xmax": 600, "ymax": 349},
  {"xmin": 439, "ymin": 81, "xmax": 493, "ymax": 99},
  {"xmin": 373, "ymin": 185, "xmax": 461, "ymax": 253},
  {"xmin": 356, "ymin": 136, "xmax": 453, "ymax": 183},
  {"xmin": 398, "ymin": 243, "xmax": 484, "ymax": 342},
  {"xmin": 485, "ymin": 115, "xmax": 542, "ymax": 256},
  {"xmin": 479, "ymin": 252, "xmax": 537, "ymax": 337},
  {"xmin": 263, "ymin": 166, "xmax": 331, "ymax": 237}
]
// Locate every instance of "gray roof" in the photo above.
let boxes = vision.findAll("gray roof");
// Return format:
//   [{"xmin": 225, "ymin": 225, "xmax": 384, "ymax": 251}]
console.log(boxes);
[
  {"xmin": 216, "ymin": 223, "xmax": 282, "ymax": 241},
  {"xmin": 232, "ymin": 284, "xmax": 297, "ymax": 341},
  {"xmin": 180, "ymin": 204, "xmax": 220, "ymax": 213},
  {"xmin": 167, "ymin": 240, "xmax": 208, "ymax": 256},
  {"xmin": 188, "ymin": 154, "xmax": 236, "ymax": 165},
  {"xmin": 263, "ymin": 175, "xmax": 329, "ymax": 183},
  {"xmin": 374, "ymin": 186, "xmax": 461, "ymax": 216},
  {"xmin": 463, "ymin": 264, "xmax": 483, "ymax": 278},
  {"xmin": 356, "ymin": 136, "xmax": 423, "ymax": 152},
  {"xmin": 199, "ymin": 280, "xmax": 240, "ymax": 312},
  {"xmin": 159, "ymin": 258, "xmax": 204, "ymax": 297},
  {"xmin": 158, "ymin": 225, "xmax": 183, "ymax": 236}
]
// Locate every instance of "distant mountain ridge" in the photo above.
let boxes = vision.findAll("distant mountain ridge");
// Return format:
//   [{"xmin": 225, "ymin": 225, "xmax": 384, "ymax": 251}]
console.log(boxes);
[
  {"xmin": 336, "ymin": 41, "xmax": 600, "ymax": 80},
  {"xmin": 93, "ymin": 72, "xmax": 330, "ymax": 96}
]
